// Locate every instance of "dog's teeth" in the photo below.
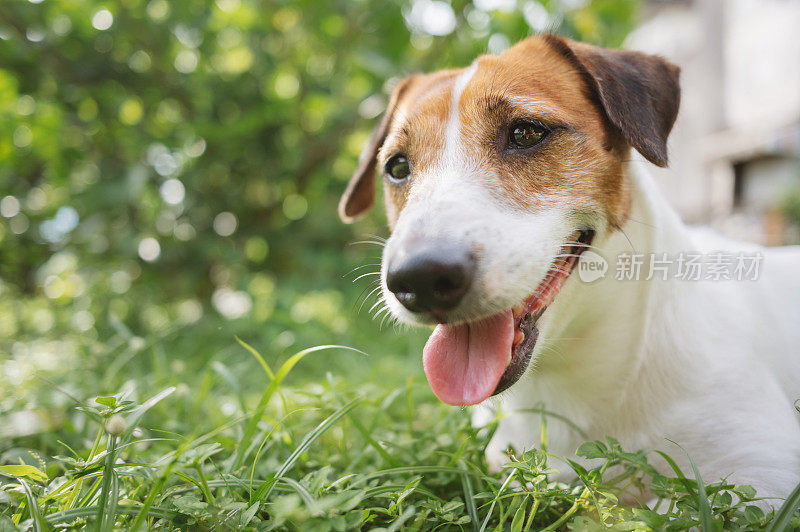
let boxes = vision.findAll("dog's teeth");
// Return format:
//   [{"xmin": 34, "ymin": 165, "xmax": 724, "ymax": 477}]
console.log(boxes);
[{"xmin": 512, "ymin": 303, "xmax": 525, "ymax": 318}]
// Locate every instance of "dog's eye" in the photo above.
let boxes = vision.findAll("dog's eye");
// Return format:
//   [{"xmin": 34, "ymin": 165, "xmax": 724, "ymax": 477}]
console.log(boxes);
[
  {"xmin": 508, "ymin": 122, "xmax": 549, "ymax": 149},
  {"xmin": 384, "ymin": 154, "xmax": 411, "ymax": 183}
]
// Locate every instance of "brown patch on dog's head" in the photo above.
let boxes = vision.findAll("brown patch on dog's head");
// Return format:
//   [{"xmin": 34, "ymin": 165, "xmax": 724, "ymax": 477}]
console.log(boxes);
[
  {"xmin": 542, "ymin": 34, "xmax": 681, "ymax": 168},
  {"xmin": 338, "ymin": 70, "xmax": 460, "ymax": 223},
  {"xmin": 454, "ymin": 37, "xmax": 635, "ymax": 228},
  {"xmin": 338, "ymin": 75, "xmax": 415, "ymax": 223},
  {"xmin": 339, "ymin": 35, "xmax": 681, "ymax": 230}
]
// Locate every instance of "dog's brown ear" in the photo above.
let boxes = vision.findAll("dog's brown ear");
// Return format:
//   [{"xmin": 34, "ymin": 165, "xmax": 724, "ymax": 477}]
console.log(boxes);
[
  {"xmin": 339, "ymin": 76, "xmax": 417, "ymax": 223},
  {"xmin": 544, "ymin": 35, "xmax": 680, "ymax": 167}
]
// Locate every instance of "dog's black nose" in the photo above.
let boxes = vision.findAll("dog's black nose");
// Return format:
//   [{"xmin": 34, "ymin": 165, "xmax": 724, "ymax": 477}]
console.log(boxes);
[{"xmin": 387, "ymin": 241, "xmax": 475, "ymax": 313}]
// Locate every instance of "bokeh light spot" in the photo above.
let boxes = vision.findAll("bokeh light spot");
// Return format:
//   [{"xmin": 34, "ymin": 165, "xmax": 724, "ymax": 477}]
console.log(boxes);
[
  {"xmin": 274, "ymin": 72, "xmax": 299, "ymax": 99},
  {"xmin": 174, "ymin": 222, "xmax": 196, "ymax": 241},
  {"xmin": 488, "ymin": 33, "xmax": 510, "ymax": 54},
  {"xmin": 110, "ymin": 270, "xmax": 132, "ymax": 294},
  {"xmin": 474, "ymin": 0, "xmax": 516, "ymax": 11},
  {"xmin": 91, "ymin": 9, "xmax": 114, "ymax": 31},
  {"xmin": 244, "ymin": 237, "xmax": 269, "ymax": 262},
  {"xmin": 16, "ymin": 95, "xmax": 36, "ymax": 116},
  {"xmin": 175, "ymin": 49, "xmax": 199, "ymax": 73},
  {"xmin": 119, "ymin": 97, "xmax": 143, "ymax": 125},
  {"xmin": 177, "ymin": 299, "xmax": 203, "ymax": 324},
  {"xmin": 128, "ymin": 50, "xmax": 152, "ymax": 72},
  {"xmin": 216, "ymin": 0, "xmax": 241, "ymax": 13},
  {"xmin": 43, "ymin": 276, "xmax": 66, "ymax": 299},
  {"xmin": 160, "ymin": 179, "xmax": 185, "ymax": 205},
  {"xmin": 138, "ymin": 237, "xmax": 161, "ymax": 262},
  {"xmin": 212, "ymin": 288, "xmax": 251, "ymax": 319},
  {"xmin": 78, "ymin": 98, "xmax": 98, "ymax": 121},
  {"xmin": 282, "ymin": 194, "xmax": 308, "ymax": 220},
  {"xmin": 26, "ymin": 187, "xmax": 48, "ymax": 211},
  {"xmin": 213, "ymin": 212, "xmax": 237, "ymax": 236},
  {"xmin": 52, "ymin": 14, "xmax": 72, "ymax": 35},
  {"xmin": 73, "ymin": 310, "xmax": 95, "ymax": 332},
  {"xmin": 13, "ymin": 126, "xmax": 33, "ymax": 148},
  {"xmin": 9, "ymin": 214, "xmax": 29, "ymax": 234},
  {"xmin": 406, "ymin": 0, "xmax": 456, "ymax": 36},
  {"xmin": 146, "ymin": 0, "xmax": 170, "ymax": 21},
  {"xmin": 0, "ymin": 196, "xmax": 20, "ymax": 218},
  {"xmin": 523, "ymin": 1, "xmax": 553, "ymax": 32}
]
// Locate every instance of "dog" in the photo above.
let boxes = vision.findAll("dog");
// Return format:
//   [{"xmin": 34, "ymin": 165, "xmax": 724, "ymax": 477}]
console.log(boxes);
[{"xmin": 339, "ymin": 34, "xmax": 800, "ymax": 505}]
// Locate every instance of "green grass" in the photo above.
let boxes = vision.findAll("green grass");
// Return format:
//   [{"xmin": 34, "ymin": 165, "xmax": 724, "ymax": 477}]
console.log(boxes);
[{"xmin": 1, "ymin": 337, "xmax": 799, "ymax": 531}]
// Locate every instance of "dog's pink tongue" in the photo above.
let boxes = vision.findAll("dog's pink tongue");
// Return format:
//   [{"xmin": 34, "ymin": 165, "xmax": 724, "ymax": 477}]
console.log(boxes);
[{"xmin": 422, "ymin": 310, "xmax": 514, "ymax": 406}]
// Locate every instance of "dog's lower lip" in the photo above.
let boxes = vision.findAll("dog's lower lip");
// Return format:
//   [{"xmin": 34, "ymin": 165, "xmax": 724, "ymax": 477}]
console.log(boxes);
[
  {"xmin": 491, "ymin": 229, "xmax": 595, "ymax": 396},
  {"xmin": 431, "ymin": 311, "xmax": 448, "ymax": 324}
]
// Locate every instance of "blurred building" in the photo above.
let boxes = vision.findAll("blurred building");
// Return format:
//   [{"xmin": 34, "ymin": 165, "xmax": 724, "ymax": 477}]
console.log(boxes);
[{"xmin": 626, "ymin": 0, "xmax": 800, "ymax": 244}]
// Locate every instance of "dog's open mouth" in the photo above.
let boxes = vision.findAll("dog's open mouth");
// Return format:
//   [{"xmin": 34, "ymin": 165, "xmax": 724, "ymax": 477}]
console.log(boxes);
[{"xmin": 422, "ymin": 229, "xmax": 595, "ymax": 405}]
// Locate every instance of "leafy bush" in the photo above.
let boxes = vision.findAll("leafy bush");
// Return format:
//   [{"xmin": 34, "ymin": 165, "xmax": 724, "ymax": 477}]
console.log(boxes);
[
  {"xmin": 6, "ymin": 1, "xmax": 799, "ymax": 530},
  {"xmin": 0, "ymin": 0, "xmax": 638, "ymax": 401}
]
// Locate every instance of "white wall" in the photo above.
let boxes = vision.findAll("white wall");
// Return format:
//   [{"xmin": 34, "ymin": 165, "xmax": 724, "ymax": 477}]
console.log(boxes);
[{"xmin": 624, "ymin": 0, "xmax": 800, "ymax": 236}]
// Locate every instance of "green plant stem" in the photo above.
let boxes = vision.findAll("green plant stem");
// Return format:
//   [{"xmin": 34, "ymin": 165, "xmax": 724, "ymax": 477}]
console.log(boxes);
[
  {"xmin": 96, "ymin": 434, "xmax": 118, "ymax": 531},
  {"xmin": 195, "ymin": 463, "xmax": 215, "ymax": 504},
  {"xmin": 523, "ymin": 497, "xmax": 539, "ymax": 532},
  {"xmin": 67, "ymin": 425, "xmax": 104, "ymax": 509},
  {"xmin": 542, "ymin": 459, "xmax": 610, "ymax": 531}
]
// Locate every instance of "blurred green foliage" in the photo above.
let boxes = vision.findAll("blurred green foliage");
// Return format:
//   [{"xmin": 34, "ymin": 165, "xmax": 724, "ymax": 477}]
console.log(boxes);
[{"xmin": 0, "ymin": 0, "xmax": 638, "ymax": 428}]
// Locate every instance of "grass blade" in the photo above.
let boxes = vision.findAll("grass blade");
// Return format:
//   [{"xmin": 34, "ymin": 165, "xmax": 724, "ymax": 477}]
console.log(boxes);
[
  {"xmin": 129, "ymin": 456, "xmax": 181, "ymax": 530},
  {"xmin": 96, "ymin": 435, "xmax": 119, "ymax": 532},
  {"xmin": 326, "ymin": 378, "xmax": 401, "ymax": 468},
  {"xmin": 766, "ymin": 479, "xmax": 800, "ymax": 532},
  {"xmin": 276, "ymin": 477, "xmax": 316, "ymax": 507},
  {"xmin": 510, "ymin": 498, "xmax": 527, "ymax": 532},
  {"xmin": 663, "ymin": 440, "xmax": 713, "ymax": 531},
  {"xmin": 363, "ymin": 484, "xmax": 441, "ymax": 501},
  {"xmin": 19, "ymin": 479, "xmax": 48, "ymax": 532},
  {"xmin": 459, "ymin": 462, "xmax": 480, "ymax": 532},
  {"xmin": 654, "ymin": 450, "xmax": 693, "ymax": 493},
  {"xmin": 46, "ymin": 505, "xmax": 179, "ymax": 525},
  {"xmin": 251, "ymin": 397, "xmax": 362, "ymax": 503},
  {"xmin": 479, "ymin": 471, "xmax": 517, "ymax": 532},
  {"xmin": 345, "ymin": 409, "xmax": 401, "ymax": 467},
  {"xmin": 231, "ymin": 345, "xmax": 364, "ymax": 472},
  {"xmin": 386, "ymin": 505, "xmax": 416, "ymax": 532},
  {"xmin": 119, "ymin": 387, "xmax": 176, "ymax": 450},
  {"xmin": 235, "ymin": 335, "xmax": 275, "ymax": 379},
  {"xmin": 249, "ymin": 408, "xmax": 309, "ymax": 499}
]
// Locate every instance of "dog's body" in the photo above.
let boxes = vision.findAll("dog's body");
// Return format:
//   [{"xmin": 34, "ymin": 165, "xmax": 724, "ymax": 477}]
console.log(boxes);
[
  {"xmin": 340, "ymin": 35, "xmax": 800, "ymax": 503},
  {"xmin": 477, "ymin": 161, "xmax": 800, "ymax": 501}
]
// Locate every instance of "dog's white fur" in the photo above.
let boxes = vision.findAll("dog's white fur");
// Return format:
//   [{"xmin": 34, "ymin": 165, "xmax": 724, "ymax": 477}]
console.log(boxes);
[
  {"xmin": 381, "ymin": 62, "xmax": 800, "ymax": 504},
  {"xmin": 475, "ymin": 160, "xmax": 800, "ymax": 503},
  {"xmin": 383, "ymin": 64, "xmax": 595, "ymax": 327}
]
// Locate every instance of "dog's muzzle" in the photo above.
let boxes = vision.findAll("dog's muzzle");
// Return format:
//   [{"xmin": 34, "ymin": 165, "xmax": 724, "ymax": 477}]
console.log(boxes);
[{"xmin": 386, "ymin": 239, "xmax": 475, "ymax": 315}]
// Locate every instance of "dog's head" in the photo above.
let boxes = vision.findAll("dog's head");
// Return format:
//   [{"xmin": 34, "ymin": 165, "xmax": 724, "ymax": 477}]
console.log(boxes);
[{"xmin": 340, "ymin": 35, "xmax": 680, "ymax": 406}]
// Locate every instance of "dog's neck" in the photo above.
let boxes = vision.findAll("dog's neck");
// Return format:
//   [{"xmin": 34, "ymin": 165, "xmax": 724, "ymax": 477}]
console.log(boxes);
[{"xmin": 513, "ymin": 162, "xmax": 694, "ymax": 421}]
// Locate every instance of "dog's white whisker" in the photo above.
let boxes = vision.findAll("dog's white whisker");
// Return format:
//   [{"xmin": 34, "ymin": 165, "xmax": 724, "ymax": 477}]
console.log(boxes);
[
  {"xmin": 351, "ymin": 271, "xmax": 381, "ymax": 283},
  {"xmin": 367, "ymin": 297, "xmax": 387, "ymax": 317},
  {"xmin": 357, "ymin": 285, "xmax": 383, "ymax": 314},
  {"xmin": 343, "ymin": 263, "xmax": 382, "ymax": 277},
  {"xmin": 348, "ymin": 240, "xmax": 387, "ymax": 247}
]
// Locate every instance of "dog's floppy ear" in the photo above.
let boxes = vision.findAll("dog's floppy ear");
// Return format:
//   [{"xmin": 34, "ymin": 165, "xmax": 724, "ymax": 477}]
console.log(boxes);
[
  {"xmin": 339, "ymin": 76, "xmax": 417, "ymax": 223},
  {"xmin": 544, "ymin": 35, "xmax": 680, "ymax": 167}
]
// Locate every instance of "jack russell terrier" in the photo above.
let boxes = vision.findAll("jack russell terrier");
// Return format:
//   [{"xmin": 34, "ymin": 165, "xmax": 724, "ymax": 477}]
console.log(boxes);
[{"xmin": 339, "ymin": 35, "xmax": 800, "ymax": 504}]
